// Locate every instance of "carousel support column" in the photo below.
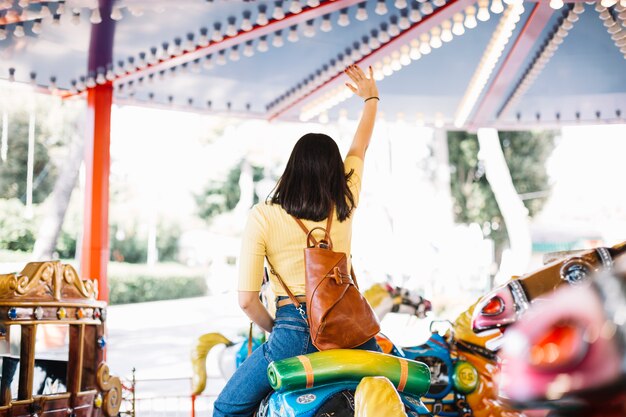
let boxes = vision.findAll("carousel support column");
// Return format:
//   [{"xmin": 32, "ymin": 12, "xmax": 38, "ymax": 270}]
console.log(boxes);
[
  {"xmin": 477, "ymin": 128, "xmax": 531, "ymax": 284},
  {"xmin": 81, "ymin": 0, "xmax": 115, "ymax": 301},
  {"xmin": 82, "ymin": 85, "xmax": 113, "ymax": 301}
]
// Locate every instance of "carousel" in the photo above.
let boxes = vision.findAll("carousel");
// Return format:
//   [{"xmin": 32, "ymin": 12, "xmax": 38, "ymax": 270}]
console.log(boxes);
[{"xmin": 0, "ymin": 0, "xmax": 625, "ymax": 416}]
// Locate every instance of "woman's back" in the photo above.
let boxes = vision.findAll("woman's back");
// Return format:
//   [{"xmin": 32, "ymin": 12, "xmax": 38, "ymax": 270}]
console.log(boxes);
[{"xmin": 238, "ymin": 155, "xmax": 364, "ymax": 297}]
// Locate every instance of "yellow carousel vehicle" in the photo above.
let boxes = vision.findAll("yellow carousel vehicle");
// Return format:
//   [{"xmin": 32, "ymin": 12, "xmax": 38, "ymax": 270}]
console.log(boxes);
[{"xmin": 0, "ymin": 261, "xmax": 121, "ymax": 417}]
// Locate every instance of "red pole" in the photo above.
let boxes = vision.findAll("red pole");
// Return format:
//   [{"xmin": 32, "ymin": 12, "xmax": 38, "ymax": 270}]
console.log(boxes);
[
  {"xmin": 191, "ymin": 394, "xmax": 196, "ymax": 417},
  {"xmin": 82, "ymin": 0, "xmax": 115, "ymax": 302},
  {"xmin": 81, "ymin": 84, "xmax": 113, "ymax": 301}
]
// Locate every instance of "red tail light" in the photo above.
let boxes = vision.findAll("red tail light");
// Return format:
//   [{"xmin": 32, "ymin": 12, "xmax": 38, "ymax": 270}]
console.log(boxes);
[
  {"xmin": 481, "ymin": 296, "xmax": 505, "ymax": 316},
  {"xmin": 529, "ymin": 322, "xmax": 587, "ymax": 371}
]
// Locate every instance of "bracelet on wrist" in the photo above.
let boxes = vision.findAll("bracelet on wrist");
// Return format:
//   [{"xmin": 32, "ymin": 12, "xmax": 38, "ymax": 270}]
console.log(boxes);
[{"xmin": 364, "ymin": 96, "xmax": 380, "ymax": 103}]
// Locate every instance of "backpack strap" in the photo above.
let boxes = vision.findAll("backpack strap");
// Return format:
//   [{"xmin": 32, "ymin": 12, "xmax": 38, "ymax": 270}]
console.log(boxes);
[
  {"xmin": 292, "ymin": 207, "xmax": 334, "ymax": 247},
  {"xmin": 265, "ymin": 256, "xmax": 305, "ymax": 312}
]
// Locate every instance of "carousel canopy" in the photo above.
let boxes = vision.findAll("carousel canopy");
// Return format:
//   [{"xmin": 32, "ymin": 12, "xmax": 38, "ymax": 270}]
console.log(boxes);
[{"xmin": 1, "ymin": 0, "xmax": 625, "ymax": 129}]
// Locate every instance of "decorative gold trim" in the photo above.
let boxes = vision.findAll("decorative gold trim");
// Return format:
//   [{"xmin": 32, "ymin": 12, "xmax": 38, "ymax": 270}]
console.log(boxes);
[
  {"xmin": 96, "ymin": 363, "xmax": 122, "ymax": 417},
  {"xmin": 0, "ymin": 262, "xmax": 99, "ymax": 302}
]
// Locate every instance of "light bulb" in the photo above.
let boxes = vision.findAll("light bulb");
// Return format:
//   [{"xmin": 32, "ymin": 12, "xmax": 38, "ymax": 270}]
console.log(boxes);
[
  {"xmin": 356, "ymin": 5, "xmax": 368, "ymax": 21},
  {"xmin": 202, "ymin": 54, "xmax": 213, "ymax": 70},
  {"xmin": 256, "ymin": 5, "xmax": 269, "ymax": 25},
  {"xmin": 441, "ymin": 20, "xmax": 453, "ymax": 42},
  {"xmin": 308, "ymin": 0, "xmax": 320, "ymax": 6},
  {"xmin": 549, "ymin": 0, "xmax": 564, "ymax": 9},
  {"xmin": 453, "ymin": 13, "xmax": 465, "ymax": 35},
  {"xmin": 304, "ymin": 21, "xmax": 315, "ymax": 37},
  {"xmin": 395, "ymin": 0, "xmax": 408, "ymax": 8},
  {"xmin": 369, "ymin": 34, "xmax": 381, "ymax": 49},
  {"xmin": 226, "ymin": 18, "xmax": 237, "ymax": 37},
  {"xmin": 430, "ymin": 27, "xmax": 442, "ymax": 48},
  {"xmin": 320, "ymin": 16, "xmax": 332, "ymax": 32},
  {"xmin": 111, "ymin": 6, "xmax": 123, "ymax": 21},
  {"xmin": 382, "ymin": 57, "xmax": 393, "ymax": 76},
  {"xmin": 40, "ymin": 4, "xmax": 51, "ymax": 18},
  {"xmin": 360, "ymin": 41, "xmax": 371, "ymax": 55},
  {"xmin": 419, "ymin": 34, "xmax": 431, "ymax": 54},
  {"xmin": 464, "ymin": 6, "xmax": 478, "ymax": 29},
  {"xmin": 273, "ymin": 3, "xmax": 285, "ymax": 20},
  {"xmin": 288, "ymin": 26, "xmax": 299, "ymax": 42},
  {"xmin": 71, "ymin": 10, "xmax": 81, "ymax": 25},
  {"xmin": 258, "ymin": 36, "xmax": 269, "ymax": 52},
  {"xmin": 96, "ymin": 72, "xmax": 106, "ymax": 85},
  {"xmin": 212, "ymin": 23, "xmax": 224, "ymax": 42},
  {"xmin": 244, "ymin": 42, "xmax": 254, "ymax": 57},
  {"xmin": 106, "ymin": 65, "xmax": 115, "ymax": 80},
  {"xmin": 433, "ymin": 0, "xmax": 446, "ymax": 6},
  {"xmin": 410, "ymin": 42, "xmax": 421, "ymax": 60},
  {"xmin": 290, "ymin": 0, "xmax": 302, "ymax": 14},
  {"xmin": 89, "ymin": 7, "xmax": 102, "ymax": 25},
  {"xmin": 421, "ymin": 2, "xmax": 434, "ymax": 15},
  {"xmin": 400, "ymin": 45, "xmax": 411, "ymax": 65},
  {"xmin": 241, "ymin": 12, "xmax": 253, "ymax": 31},
  {"xmin": 375, "ymin": 0, "xmax": 388, "ymax": 15},
  {"xmin": 338, "ymin": 10, "xmax": 349, "ymax": 27},
  {"xmin": 14, "ymin": 24, "xmax": 25, "ymax": 37},
  {"xmin": 378, "ymin": 28, "xmax": 390, "ymax": 43},
  {"xmin": 31, "ymin": 19, "xmax": 43, "ymax": 34},
  {"xmin": 491, "ymin": 0, "xmax": 504, "ymax": 14},
  {"xmin": 601, "ymin": 0, "xmax": 617, "ymax": 6},
  {"xmin": 229, "ymin": 47, "xmax": 240, "ymax": 61},
  {"xmin": 273, "ymin": 31, "xmax": 284, "ymax": 47},
  {"xmin": 399, "ymin": 13, "xmax": 410, "ymax": 29},
  {"xmin": 389, "ymin": 17, "xmax": 400, "ymax": 36},
  {"xmin": 477, "ymin": 0, "xmax": 490, "ymax": 21},
  {"xmin": 410, "ymin": 6, "xmax": 422, "ymax": 22},
  {"xmin": 217, "ymin": 51, "xmax": 227, "ymax": 65}
]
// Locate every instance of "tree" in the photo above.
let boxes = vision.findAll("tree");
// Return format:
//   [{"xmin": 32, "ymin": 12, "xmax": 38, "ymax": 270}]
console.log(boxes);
[
  {"xmin": 195, "ymin": 160, "xmax": 266, "ymax": 224},
  {"xmin": 0, "ymin": 110, "xmax": 56, "ymax": 204},
  {"xmin": 447, "ymin": 130, "xmax": 554, "ymax": 255}
]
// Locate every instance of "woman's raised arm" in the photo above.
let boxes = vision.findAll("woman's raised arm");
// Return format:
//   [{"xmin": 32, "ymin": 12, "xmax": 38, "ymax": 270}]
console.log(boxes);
[{"xmin": 344, "ymin": 65, "xmax": 379, "ymax": 160}]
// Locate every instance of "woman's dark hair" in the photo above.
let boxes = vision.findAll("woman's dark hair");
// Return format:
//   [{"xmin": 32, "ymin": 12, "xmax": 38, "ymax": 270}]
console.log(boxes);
[{"xmin": 270, "ymin": 133, "xmax": 355, "ymax": 222}]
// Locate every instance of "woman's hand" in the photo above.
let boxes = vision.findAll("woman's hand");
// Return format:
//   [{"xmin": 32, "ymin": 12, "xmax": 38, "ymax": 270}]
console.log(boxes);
[{"xmin": 344, "ymin": 65, "xmax": 379, "ymax": 100}]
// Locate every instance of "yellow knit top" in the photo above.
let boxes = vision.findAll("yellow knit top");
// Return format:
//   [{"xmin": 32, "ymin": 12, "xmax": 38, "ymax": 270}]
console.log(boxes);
[{"xmin": 238, "ymin": 155, "xmax": 364, "ymax": 296}]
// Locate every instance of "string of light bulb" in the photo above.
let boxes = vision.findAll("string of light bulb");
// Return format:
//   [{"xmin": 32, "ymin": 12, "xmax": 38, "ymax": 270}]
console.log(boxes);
[
  {"xmin": 453, "ymin": 1, "xmax": 525, "ymax": 128},
  {"xmin": 598, "ymin": 2, "xmax": 626, "ymax": 59},
  {"xmin": 296, "ymin": 0, "xmax": 505, "ymax": 122},
  {"xmin": 497, "ymin": 3, "xmax": 585, "ymax": 120}
]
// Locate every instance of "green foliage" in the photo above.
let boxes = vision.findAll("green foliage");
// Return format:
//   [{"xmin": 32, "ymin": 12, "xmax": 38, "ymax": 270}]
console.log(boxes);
[
  {"xmin": 448, "ymin": 130, "xmax": 554, "ymax": 248},
  {"xmin": 55, "ymin": 230, "xmax": 78, "ymax": 259},
  {"xmin": 0, "ymin": 199, "xmax": 37, "ymax": 252},
  {"xmin": 108, "ymin": 262, "xmax": 207, "ymax": 304},
  {"xmin": 0, "ymin": 111, "xmax": 56, "ymax": 204},
  {"xmin": 109, "ymin": 221, "xmax": 181, "ymax": 264},
  {"xmin": 195, "ymin": 160, "xmax": 267, "ymax": 223},
  {"xmin": 156, "ymin": 223, "xmax": 181, "ymax": 262}
]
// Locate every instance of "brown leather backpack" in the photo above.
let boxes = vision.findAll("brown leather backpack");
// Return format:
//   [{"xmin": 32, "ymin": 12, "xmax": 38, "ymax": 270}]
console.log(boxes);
[{"xmin": 268, "ymin": 208, "xmax": 380, "ymax": 350}]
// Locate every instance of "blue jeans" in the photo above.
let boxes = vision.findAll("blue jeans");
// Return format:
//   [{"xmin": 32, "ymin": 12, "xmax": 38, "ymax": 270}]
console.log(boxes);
[{"xmin": 212, "ymin": 301, "xmax": 380, "ymax": 417}]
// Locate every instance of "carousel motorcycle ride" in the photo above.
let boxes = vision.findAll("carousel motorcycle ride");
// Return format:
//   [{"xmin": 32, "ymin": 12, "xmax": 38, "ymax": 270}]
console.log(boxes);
[
  {"xmin": 191, "ymin": 279, "xmax": 433, "ymax": 416},
  {"xmin": 498, "ymin": 266, "xmax": 626, "ymax": 417},
  {"xmin": 193, "ymin": 242, "xmax": 626, "ymax": 416},
  {"xmin": 396, "ymin": 241, "xmax": 625, "ymax": 417}
]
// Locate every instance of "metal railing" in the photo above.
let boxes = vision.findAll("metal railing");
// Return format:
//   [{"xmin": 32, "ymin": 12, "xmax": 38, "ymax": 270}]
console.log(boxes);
[{"xmin": 120, "ymin": 371, "xmax": 223, "ymax": 417}]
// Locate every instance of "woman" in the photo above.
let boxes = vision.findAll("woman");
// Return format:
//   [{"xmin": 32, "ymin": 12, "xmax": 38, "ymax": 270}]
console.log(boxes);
[{"xmin": 212, "ymin": 65, "xmax": 379, "ymax": 417}]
